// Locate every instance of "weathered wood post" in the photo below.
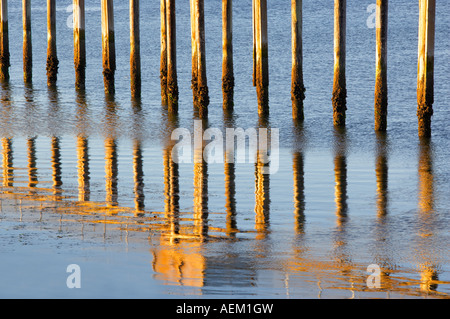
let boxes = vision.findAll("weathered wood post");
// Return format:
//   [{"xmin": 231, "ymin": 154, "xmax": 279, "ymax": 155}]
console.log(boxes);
[
  {"xmin": 190, "ymin": 0, "xmax": 198, "ymax": 106},
  {"xmin": 291, "ymin": 0, "xmax": 305, "ymax": 121},
  {"xmin": 254, "ymin": 0, "xmax": 269, "ymax": 114},
  {"xmin": 47, "ymin": 0, "xmax": 58, "ymax": 86},
  {"xmin": 0, "ymin": 0, "xmax": 10, "ymax": 82},
  {"xmin": 252, "ymin": 0, "xmax": 256, "ymax": 87},
  {"xmin": 417, "ymin": 0, "xmax": 436, "ymax": 138},
  {"xmin": 160, "ymin": 0, "xmax": 168, "ymax": 105},
  {"xmin": 222, "ymin": 0, "xmax": 234, "ymax": 110},
  {"xmin": 191, "ymin": 0, "xmax": 209, "ymax": 117},
  {"xmin": 23, "ymin": 0, "xmax": 32, "ymax": 83},
  {"xmin": 101, "ymin": 0, "xmax": 116, "ymax": 95},
  {"xmin": 130, "ymin": 0, "xmax": 141, "ymax": 99},
  {"xmin": 73, "ymin": 0, "xmax": 86, "ymax": 90},
  {"xmin": 374, "ymin": 0, "xmax": 388, "ymax": 131},
  {"xmin": 166, "ymin": 0, "xmax": 178, "ymax": 112},
  {"xmin": 332, "ymin": 0, "xmax": 346, "ymax": 126}
]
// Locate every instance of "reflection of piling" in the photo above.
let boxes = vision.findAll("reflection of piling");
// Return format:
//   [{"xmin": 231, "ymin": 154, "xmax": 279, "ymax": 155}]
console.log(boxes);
[
  {"xmin": 46, "ymin": 0, "xmax": 58, "ymax": 86},
  {"xmin": 194, "ymin": 145, "xmax": 208, "ymax": 239},
  {"xmin": 224, "ymin": 159, "xmax": 237, "ymax": 236},
  {"xmin": 1, "ymin": 138, "xmax": 13, "ymax": 188},
  {"xmin": 293, "ymin": 152, "xmax": 305, "ymax": 234},
  {"xmin": 291, "ymin": 0, "xmax": 305, "ymax": 121},
  {"xmin": 130, "ymin": 0, "xmax": 141, "ymax": 99},
  {"xmin": 105, "ymin": 139, "xmax": 118, "ymax": 207},
  {"xmin": 73, "ymin": 0, "xmax": 86, "ymax": 90},
  {"xmin": 222, "ymin": 0, "xmax": 234, "ymax": 110},
  {"xmin": 77, "ymin": 136, "xmax": 90, "ymax": 202},
  {"xmin": 254, "ymin": 0, "xmax": 269, "ymax": 114},
  {"xmin": 23, "ymin": 0, "xmax": 32, "ymax": 83},
  {"xmin": 332, "ymin": 0, "xmax": 346, "ymax": 126},
  {"xmin": 374, "ymin": 0, "xmax": 388, "ymax": 131},
  {"xmin": 51, "ymin": 137, "xmax": 62, "ymax": 196},
  {"xmin": 418, "ymin": 138, "xmax": 434, "ymax": 213},
  {"xmin": 27, "ymin": 137, "xmax": 37, "ymax": 189},
  {"xmin": 160, "ymin": 0, "xmax": 168, "ymax": 105},
  {"xmin": 375, "ymin": 133, "xmax": 388, "ymax": 217},
  {"xmin": 0, "ymin": 0, "xmax": 10, "ymax": 82},
  {"xmin": 101, "ymin": 0, "xmax": 116, "ymax": 95},
  {"xmin": 417, "ymin": 0, "xmax": 436, "ymax": 138},
  {"xmin": 333, "ymin": 128, "xmax": 348, "ymax": 222},
  {"xmin": 191, "ymin": 0, "xmax": 209, "ymax": 117},
  {"xmin": 166, "ymin": 0, "xmax": 178, "ymax": 113},
  {"xmin": 133, "ymin": 140, "xmax": 145, "ymax": 212},
  {"xmin": 255, "ymin": 153, "xmax": 270, "ymax": 235}
]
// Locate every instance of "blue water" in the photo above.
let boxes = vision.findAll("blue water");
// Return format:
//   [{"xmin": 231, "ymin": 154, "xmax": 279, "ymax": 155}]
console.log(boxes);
[{"xmin": 0, "ymin": 1, "xmax": 449, "ymax": 298}]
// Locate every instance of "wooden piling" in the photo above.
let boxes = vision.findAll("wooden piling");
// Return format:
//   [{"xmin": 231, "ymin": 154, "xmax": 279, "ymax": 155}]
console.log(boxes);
[
  {"xmin": 291, "ymin": 0, "xmax": 305, "ymax": 121},
  {"xmin": 160, "ymin": 0, "xmax": 168, "ymax": 105},
  {"xmin": 22, "ymin": 0, "xmax": 32, "ymax": 83},
  {"xmin": 252, "ymin": 0, "xmax": 256, "ymax": 87},
  {"xmin": 222, "ymin": 0, "xmax": 234, "ymax": 110},
  {"xmin": 46, "ymin": 0, "xmax": 58, "ymax": 86},
  {"xmin": 332, "ymin": 0, "xmax": 346, "ymax": 126},
  {"xmin": 254, "ymin": 0, "xmax": 269, "ymax": 114},
  {"xmin": 190, "ymin": 0, "xmax": 198, "ymax": 106},
  {"xmin": 101, "ymin": 0, "xmax": 116, "ymax": 95},
  {"xmin": 417, "ymin": 0, "xmax": 436, "ymax": 138},
  {"xmin": 375, "ymin": 0, "xmax": 388, "ymax": 131},
  {"xmin": 166, "ymin": 0, "xmax": 178, "ymax": 113},
  {"xmin": 0, "ymin": 0, "xmax": 10, "ymax": 82},
  {"xmin": 191, "ymin": 0, "xmax": 209, "ymax": 117},
  {"xmin": 130, "ymin": 0, "xmax": 141, "ymax": 99},
  {"xmin": 73, "ymin": 0, "xmax": 86, "ymax": 90}
]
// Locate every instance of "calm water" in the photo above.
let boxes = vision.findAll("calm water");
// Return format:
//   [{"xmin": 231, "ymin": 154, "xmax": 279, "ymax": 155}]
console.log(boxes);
[{"xmin": 0, "ymin": 1, "xmax": 449, "ymax": 299}]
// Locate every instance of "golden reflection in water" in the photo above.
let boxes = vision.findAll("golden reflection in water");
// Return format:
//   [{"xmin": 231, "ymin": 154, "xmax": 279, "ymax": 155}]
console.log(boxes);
[
  {"xmin": 224, "ymin": 160, "xmax": 237, "ymax": 237},
  {"xmin": 193, "ymin": 142, "xmax": 209, "ymax": 240},
  {"xmin": 105, "ymin": 138, "xmax": 118, "ymax": 208},
  {"xmin": 133, "ymin": 139, "xmax": 145, "ymax": 213},
  {"xmin": 375, "ymin": 133, "xmax": 389, "ymax": 218},
  {"xmin": 51, "ymin": 137, "xmax": 63, "ymax": 200},
  {"xmin": 417, "ymin": 138, "xmax": 439, "ymax": 293},
  {"xmin": 152, "ymin": 242, "xmax": 206, "ymax": 288},
  {"xmin": 27, "ymin": 137, "xmax": 38, "ymax": 190},
  {"xmin": 293, "ymin": 151, "xmax": 305, "ymax": 235},
  {"xmin": 1, "ymin": 138, "xmax": 13, "ymax": 189},
  {"xmin": 332, "ymin": 128, "xmax": 351, "ymax": 267},
  {"xmin": 77, "ymin": 136, "xmax": 90, "ymax": 202},
  {"xmin": 333, "ymin": 128, "xmax": 348, "ymax": 226},
  {"xmin": 255, "ymin": 152, "xmax": 270, "ymax": 238},
  {"xmin": 223, "ymin": 111, "xmax": 238, "ymax": 237}
]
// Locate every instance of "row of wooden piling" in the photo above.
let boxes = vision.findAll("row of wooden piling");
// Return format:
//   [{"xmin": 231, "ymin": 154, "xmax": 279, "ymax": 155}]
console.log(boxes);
[{"xmin": 0, "ymin": 0, "xmax": 438, "ymax": 137}]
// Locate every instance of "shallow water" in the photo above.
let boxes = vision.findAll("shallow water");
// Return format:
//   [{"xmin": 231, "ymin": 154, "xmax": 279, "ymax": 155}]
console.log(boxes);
[{"xmin": 0, "ymin": 1, "xmax": 449, "ymax": 298}]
